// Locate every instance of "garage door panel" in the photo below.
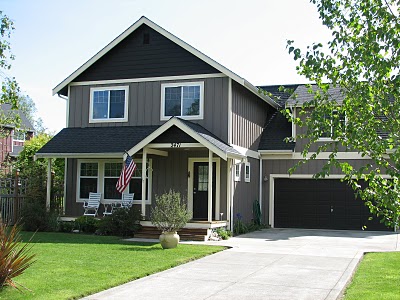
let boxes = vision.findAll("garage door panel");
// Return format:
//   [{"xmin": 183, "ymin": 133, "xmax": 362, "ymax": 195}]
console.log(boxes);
[{"xmin": 274, "ymin": 179, "xmax": 389, "ymax": 231}]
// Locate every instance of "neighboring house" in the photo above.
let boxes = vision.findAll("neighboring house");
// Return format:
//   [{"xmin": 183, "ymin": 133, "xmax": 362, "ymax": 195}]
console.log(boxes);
[
  {"xmin": 0, "ymin": 103, "xmax": 34, "ymax": 173},
  {"xmin": 36, "ymin": 16, "xmax": 388, "ymax": 233}
]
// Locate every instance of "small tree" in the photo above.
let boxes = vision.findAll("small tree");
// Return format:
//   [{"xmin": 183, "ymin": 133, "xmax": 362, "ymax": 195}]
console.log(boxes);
[
  {"xmin": 150, "ymin": 190, "xmax": 192, "ymax": 233},
  {"xmin": 282, "ymin": 0, "xmax": 400, "ymax": 228}
]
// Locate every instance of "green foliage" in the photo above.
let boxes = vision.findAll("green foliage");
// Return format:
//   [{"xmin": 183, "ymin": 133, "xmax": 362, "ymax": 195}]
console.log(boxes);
[
  {"xmin": 20, "ymin": 201, "xmax": 58, "ymax": 232},
  {"xmin": 57, "ymin": 221, "xmax": 75, "ymax": 233},
  {"xmin": 215, "ymin": 227, "xmax": 232, "ymax": 240},
  {"xmin": 283, "ymin": 0, "xmax": 400, "ymax": 228},
  {"xmin": 151, "ymin": 190, "xmax": 192, "ymax": 232},
  {"xmin": 96, "ymin": 206, "xmax": 141, "ymax": 237},
  {"xmin": 74, "ymin": 216, "xmax": 99, "ymax": 234},
  {"xmin": 233, "ymin": 213, "xmax": 248, "ymax": 235},
  {"xmin": 0, "ymin": 219, "xmax": 35, "ymax": 291}
]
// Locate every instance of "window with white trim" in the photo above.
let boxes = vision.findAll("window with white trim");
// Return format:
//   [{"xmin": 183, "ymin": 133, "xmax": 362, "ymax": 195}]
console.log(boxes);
[
  {"xmin": 13, "ymin": 130, "xmax": 26, "ymax": 142},
  {"xmin": 244, "ymin": 162, "xmax": 251, "ymax": 183},
  {"xmin": 234, "ymin": 163, "xmax": 241, "ymax": 182},
  {"xmin": 161, "ymin": 82, "xmax": 204, "ymax": 120},
  {"xmin": 90, "ymin": 86, "xmax": 129, "ymax": 123},
  {"xmin": 79, "ymin": 162, "xmax": 99, "ymax": 199},
  {"xmin": 77, "ymin": 160, "xmax": 152, "ymax": 204},
  {"xmin": 319, "ymin": 110, "xmax": 345, "ymax": 140}
]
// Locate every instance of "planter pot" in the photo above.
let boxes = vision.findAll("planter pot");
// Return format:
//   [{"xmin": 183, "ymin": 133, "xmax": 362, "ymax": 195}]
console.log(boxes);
[{"xmin": 159, "ymin": 231, "xmax": 180, "ymax": 249}]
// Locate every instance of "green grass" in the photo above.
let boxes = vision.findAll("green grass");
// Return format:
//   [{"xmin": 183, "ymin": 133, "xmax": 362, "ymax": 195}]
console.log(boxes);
[
  {"xmin": 0, "ymin": 232, "xmax": 225, "ymax": 300},
  {"xmin": 344, "ymin": 252, "xmax": 400, "ymax": 300}
]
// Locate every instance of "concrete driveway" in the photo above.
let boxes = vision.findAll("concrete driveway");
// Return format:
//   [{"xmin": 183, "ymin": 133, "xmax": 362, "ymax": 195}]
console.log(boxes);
[{"xmin": 84, "ymin": 229, "xmax": 399, "ymax": 300}]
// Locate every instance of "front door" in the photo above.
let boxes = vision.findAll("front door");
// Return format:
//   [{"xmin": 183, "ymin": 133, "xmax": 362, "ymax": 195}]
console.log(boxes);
[{"xmin": 193, "ymin": 162, "xmax": 216, "ymax": 220}]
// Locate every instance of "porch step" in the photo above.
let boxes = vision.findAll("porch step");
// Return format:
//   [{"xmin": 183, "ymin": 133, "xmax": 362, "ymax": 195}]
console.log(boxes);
[{"xmin": 135, "ymin": 226, "xmax": 209, "ymax": 241}]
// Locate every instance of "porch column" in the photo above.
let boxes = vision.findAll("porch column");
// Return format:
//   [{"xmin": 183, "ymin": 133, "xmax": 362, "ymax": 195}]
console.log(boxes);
[
  {"xmin": 46, "ymin": 159, "xmax": 52, "ymax": 212},
  {"xmin": 141, "ymin": 147, "xmax": 147, "ymax": 219},
  {"xmin": 226, "ymin": 158, "xmax": 232, "ymax": 224},
  {"xmin": 208, "ymin": 150, "xmax": 213, "ymax": 222}
]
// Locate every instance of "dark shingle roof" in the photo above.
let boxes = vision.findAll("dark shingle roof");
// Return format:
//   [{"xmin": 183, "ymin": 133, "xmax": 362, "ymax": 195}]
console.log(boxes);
[
  {"xmin": 179, "ymin": 118, "xmax": 242, "ymax": 157},
  {"xmin": 258, "ymin": 84, "xmax": 301, "ymax": 106},
  {"xmin": 37, "ymin": 126, "xmax": 159, "ymax": 154},
  {"xmin": 258, "ymin": 111, "xmax": 295, "ymax": 151},
  {"xmin": 1, "ymin": 103, "xmax": 35, "ymax": 131}
]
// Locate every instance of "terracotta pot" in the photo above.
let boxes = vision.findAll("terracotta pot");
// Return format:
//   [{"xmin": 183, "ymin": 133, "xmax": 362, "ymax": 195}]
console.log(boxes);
[{"xmin": 159, "ymin": 231, "xmax": 180, "ymax": 249}]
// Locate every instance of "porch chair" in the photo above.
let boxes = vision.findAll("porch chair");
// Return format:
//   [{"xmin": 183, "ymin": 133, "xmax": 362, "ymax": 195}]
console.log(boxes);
[
  {"xmin": 121, "ymin": 193, "xmax": 134, "ymax": 209},
  {"xmin": 83, "ymin": 192, "xmax": 101, "ymax": 217}
]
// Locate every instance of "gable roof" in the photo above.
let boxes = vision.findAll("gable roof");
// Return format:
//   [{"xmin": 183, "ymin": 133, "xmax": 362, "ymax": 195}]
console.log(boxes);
[
  {"xmin": 127, "ymin": 117, "xmax": 243, "ymax": 160},
  {"xmin": 53, "ymin": 16, "xmax": 278, "ymax": 109},
  {"xmin": 1, "ymin": 103, "xmax": 35, "ymax": 131}
]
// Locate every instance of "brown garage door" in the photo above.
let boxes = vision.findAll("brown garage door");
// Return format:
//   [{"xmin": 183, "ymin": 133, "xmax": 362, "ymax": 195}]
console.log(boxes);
[{"xmin": 274, "ymin": 179, "xmax": 389, "ymax": 231}]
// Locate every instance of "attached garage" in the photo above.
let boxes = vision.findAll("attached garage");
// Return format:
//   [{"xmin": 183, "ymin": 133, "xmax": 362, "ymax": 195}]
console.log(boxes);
[{"xmin": 274, "ymin": 178, "xmax": 389, "ymax": 231}]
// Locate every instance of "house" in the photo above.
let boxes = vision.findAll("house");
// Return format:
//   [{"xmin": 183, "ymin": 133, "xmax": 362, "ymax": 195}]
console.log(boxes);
[
  {"xmin": 36, "ymin": 16, "xmax": 388, "ymax": 234},
  {"xmin": 0, "ymin": 103, "xmax": 35, "ymax": 173}
]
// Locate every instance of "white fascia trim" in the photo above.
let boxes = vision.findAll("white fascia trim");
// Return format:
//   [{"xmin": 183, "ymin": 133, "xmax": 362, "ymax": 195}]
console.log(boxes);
[
  {"xmin": 147, "ymin": 143, "xmax": 202, "ymax": 148},
  {"xmin": 260, "ymin": 151, "xmax": 370, "ymax": 160},
  {"xmin": 35, "ymin": 153, "xmax": 123, "ymax": 159},
  {"xmin": 69, "ymin": 73, "xmax": 225, "ymax": 88},
  {"xmin": 231, "ymin": 144, "xmax": 260, "ymax": 159},
  {"xmin": 127, "ymin": 118, "xmax": 228, "ymax": 160},
  {"xmin": 52, "ymin": 16, "xmax": 278, "ymax": 108}
]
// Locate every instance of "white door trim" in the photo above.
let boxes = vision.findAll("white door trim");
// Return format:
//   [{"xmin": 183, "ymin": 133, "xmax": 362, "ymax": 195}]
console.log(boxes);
[{"xmin": 188, "ymin": 157, "xmax": 221, "ymax": 220}]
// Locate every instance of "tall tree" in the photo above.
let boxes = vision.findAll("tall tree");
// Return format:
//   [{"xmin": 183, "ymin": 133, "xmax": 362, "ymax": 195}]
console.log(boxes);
[{"xmin": 284, "ymin": 0, "xmax": 399, "ymax": 228}]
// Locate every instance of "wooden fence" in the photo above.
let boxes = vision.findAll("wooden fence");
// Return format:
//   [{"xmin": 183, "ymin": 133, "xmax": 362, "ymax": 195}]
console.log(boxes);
[{"xmin": 0, "ymin": 174, "xmax": 64, "ymax": 225}]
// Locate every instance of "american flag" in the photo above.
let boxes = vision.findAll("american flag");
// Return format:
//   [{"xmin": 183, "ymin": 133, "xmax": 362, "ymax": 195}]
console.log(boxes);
[{"xmin": 116, "ymin": 154, "xmax": 137, "ymax": 193}]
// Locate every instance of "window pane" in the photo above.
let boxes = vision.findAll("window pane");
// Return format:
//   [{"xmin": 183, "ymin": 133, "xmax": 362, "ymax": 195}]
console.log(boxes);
[
  {"xmin": 109, "ymin": 90, "xmax": 125, "ymax": 118},
  {"xmin": 79, "ymin": 178, "xmax": 98, "ymax": 198},
  {"xmin": 182, "ymin": 86, "xmax": 200, "ymax": 116},
  {"xmin": 129, "ymin": 178, "xmax": 148, "ymax": 200},
  {"xmin": 104, "ymin": 178, "xmax": 122, "ymax": 199},
  {"xmin": 105, "ymin": 163, "xmax": 122, "ymax": 177},
  {"xmin": 164, "ymin": 87, "xmax": 181, "ymax": 116},
  {"xmin": 93, "ymin": 91, "xmax": 109, "ymax": 119},
  {"xmin": 80, "ymin": 163, "xmax": 98, "ymax": 176}
]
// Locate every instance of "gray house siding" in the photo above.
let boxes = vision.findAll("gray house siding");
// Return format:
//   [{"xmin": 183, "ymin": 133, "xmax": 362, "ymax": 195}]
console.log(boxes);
[
  {"xmin": 261, "ymin": 158, "xmax": 373, "ymax": 225},
  {"xmin": 74, "ymin": 24, "xmax": 219, "ymax": 83},
  {"xmin": 232, "ymin": 81, "xmax": 270, "ymax": 150},
  {"xmin": 68, "ymin": 76, "xmax": 229, "ymax": 142},
  {"xmin": 232, "ymin": 157, "xmax": 260, "ymax": 223},
  {"xmin": 64, "ymin": 150, "xmax": 228, "ymax": 219}
]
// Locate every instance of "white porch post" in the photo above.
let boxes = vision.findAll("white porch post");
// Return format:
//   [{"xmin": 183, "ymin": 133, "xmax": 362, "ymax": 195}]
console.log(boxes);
[
  {"xmin": 208, "ymin": 150, "xmax": 213, "ymax": 222},
  {"xmin": 141, "ymin": 148, "xmax": 147, "ymax": 219},
  {"xmin": 226, "ymin": 158, "xmax": 232, "ymax": 224},
  {"xmin": 46, "ymin": 159, "xmax": 52, "ymax": 212}
]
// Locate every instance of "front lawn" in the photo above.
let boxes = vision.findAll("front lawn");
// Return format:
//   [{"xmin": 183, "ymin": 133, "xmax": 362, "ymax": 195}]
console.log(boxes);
[
  {"xmin": 344, "ymin": 252, "xmax": 400, "ymax": 299},
  {"xmin": 0, "ymin": 232, "xmax": 224, "ymax": 300}
]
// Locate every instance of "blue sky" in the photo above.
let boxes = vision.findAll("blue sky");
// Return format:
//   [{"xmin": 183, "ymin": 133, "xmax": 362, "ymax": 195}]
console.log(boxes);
[{"xmin": 1, "ymin": 0, "xmax": 331, "ymax": 133}]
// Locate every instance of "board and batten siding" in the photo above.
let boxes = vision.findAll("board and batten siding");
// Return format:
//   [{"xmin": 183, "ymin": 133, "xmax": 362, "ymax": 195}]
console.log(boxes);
[
  {"xmin": 74, "ymin": 24, "xmax": 219, "ymax": 83},
  {"xmin": 232, "ymin": 157, "xmax": 260, "ymax": 223},
  {"xmin": 261, "ymin": 158, "xmax": 374, "ymax": 225},
  {"xmin": 232, "ymin": 81, "xmax": 270, "ymax": 151},
  {"xmin": 68, "ymin": 77, "xmax": 229, "ymax": 142},
  {"xmin": 65, "ymin": 151, "xmax": 228, "ymax": 219}
]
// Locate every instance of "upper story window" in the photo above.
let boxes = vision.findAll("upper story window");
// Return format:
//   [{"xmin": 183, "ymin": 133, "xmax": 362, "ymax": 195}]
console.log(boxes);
[
  {"xmin": 89, "ymin": 86, "xmax": 129, "ymax": 123},
  {"xmin": 13, "ymin": 130, "xmax": 26, "ymax": 142},
  {"xmin": 319, "ymin": 110, "xmax": 345, "ymax": 140},
  {"xmin": 161, "ymin": 82, "xmax": 204, "ymax": 120}
]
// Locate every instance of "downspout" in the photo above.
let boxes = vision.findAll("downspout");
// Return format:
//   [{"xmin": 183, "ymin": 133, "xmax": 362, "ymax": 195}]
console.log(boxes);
[{"xmin": 259, "ymin": 157, "xmax": 263, "ymax": 215}]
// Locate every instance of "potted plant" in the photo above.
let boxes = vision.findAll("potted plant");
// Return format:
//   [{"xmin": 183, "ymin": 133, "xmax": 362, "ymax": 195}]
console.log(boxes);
[{"xmin": 150, "ymin": 190, "xmax": 192, "ymax": 249}]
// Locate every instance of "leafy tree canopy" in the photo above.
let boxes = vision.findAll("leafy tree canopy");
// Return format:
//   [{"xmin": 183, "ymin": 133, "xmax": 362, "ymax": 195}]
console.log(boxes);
[{"xmin": 283, "ymin": 0, "xmax": 400, "ymax": 228}]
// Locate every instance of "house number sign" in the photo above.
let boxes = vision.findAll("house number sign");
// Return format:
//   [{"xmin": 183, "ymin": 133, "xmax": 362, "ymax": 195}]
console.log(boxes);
[{"xmin": 171, "ymin": 143, "xmax": 181, "ymax": 148}]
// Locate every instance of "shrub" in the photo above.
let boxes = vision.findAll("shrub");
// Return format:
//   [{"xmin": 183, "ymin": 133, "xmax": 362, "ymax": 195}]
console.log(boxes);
[
  {"xmin": 151, "ymin": 190, "xmax": 192, "ymax": 232},
  {"xmin": 215, "ymin": 227, "xmax": 232, "ymax": 240},
  {"xmin": 74, "ymin": 216, "xmax": 99, "ymax": 234},
  {"xmin": 233, "ymin": 213, "xmax": 248, "ymax": 235},
  {"xmin": 20, "ymin": 201, "xmax": 58, "ymax": 232},
  {"xmin": 57, "ymin": 221, "xmax": 75, "ymax": 233},
  {"xmin": 0, "ymin": 218, "xmax": 36, "ymax": 291},
  {"xmin": 96, "ymin": 206, "xmax": 141, "ymax": 237}
]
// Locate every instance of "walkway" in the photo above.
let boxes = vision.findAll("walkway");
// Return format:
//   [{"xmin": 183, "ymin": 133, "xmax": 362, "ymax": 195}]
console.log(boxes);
[{"xmin": 84, "ymin": 228, "xmax": 400, "ymax": 300}]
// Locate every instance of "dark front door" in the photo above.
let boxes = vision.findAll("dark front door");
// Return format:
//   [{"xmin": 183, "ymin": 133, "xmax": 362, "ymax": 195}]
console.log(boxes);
[
  {"xmin": 274, "ymin": 179, "xmax": 389, "ymax": 231},
  {"xmin": 193, "ymin": 162, "xmax": 216, "ymax": 220}
]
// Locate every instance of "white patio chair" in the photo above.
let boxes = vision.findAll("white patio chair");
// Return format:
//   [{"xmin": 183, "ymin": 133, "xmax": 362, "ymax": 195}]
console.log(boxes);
[
  {"xmin": 83, "ymin": 192, "xmax": 101, "ymax": 217},
  {"xmin": 121, "ymin": 193, "xmax": 134, "ymax": 209}
]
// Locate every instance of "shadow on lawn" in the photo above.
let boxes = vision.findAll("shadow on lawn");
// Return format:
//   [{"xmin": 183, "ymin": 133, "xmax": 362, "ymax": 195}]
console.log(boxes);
[{"xmin": 21, "ymin": 232, "xmax": 159, "ymax": 246}]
